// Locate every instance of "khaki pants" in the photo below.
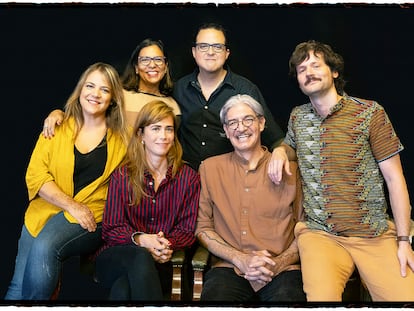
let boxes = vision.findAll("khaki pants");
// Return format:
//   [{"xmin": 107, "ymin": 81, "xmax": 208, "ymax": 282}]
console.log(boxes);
[{"xmin": 295, "ymin": 221, "xmax": 414, "ymax": 301}]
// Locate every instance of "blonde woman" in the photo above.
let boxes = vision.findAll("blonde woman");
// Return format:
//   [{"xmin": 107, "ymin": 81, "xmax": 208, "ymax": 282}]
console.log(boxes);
[{"xmin": 5, "ymin": 62, "xmax": 129, "ymax": 300}]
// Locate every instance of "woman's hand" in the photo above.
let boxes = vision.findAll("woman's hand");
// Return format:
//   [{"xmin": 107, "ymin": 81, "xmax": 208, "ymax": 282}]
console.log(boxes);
[
  {"xmin": 42, "ymin": 109, "xmax": 64, "ymax": 138},
  {"xmin": 68, "ymin": 202, "xmax": 97, "ymax": 232},
  {"xmin": 138, "ymin": 231, "xmax": 173, "ymax": 263}
]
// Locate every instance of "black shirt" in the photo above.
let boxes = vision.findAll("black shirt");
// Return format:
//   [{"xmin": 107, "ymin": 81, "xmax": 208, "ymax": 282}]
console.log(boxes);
[{"xmin": 173, "ymin": 66, "xmax": 284, "ymax": 170}]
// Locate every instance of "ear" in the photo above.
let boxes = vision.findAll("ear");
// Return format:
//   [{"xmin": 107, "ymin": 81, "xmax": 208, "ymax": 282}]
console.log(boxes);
[
  {"xmin": 191, "ymin": 46, "xmax": 197, "ymax": 59},
  {"xmin": 223, "ymin": 124, "xmax": 230, "ymax": 139},
  {"xmin": 224, "ymin": 48, "xmax": 230, "ymax": 61},
  {"xmin": 333, "ymin": 71, "xmax": 339, "ymax": 79},
  {"xmin": 259, "ymin": 116, "xmax": 266, "ymax": 133}
]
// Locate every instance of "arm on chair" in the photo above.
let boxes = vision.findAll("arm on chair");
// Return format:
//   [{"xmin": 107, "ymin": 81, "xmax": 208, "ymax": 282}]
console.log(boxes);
[{"xmin": 191, "ymin": 244, "xmax": 210, "ymax": 301}]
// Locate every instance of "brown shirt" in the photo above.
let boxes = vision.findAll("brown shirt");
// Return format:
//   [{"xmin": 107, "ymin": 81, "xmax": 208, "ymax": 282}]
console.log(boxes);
[{"xmin": 196, "ymin": 148, "xmax": 303, "ymax": 271}]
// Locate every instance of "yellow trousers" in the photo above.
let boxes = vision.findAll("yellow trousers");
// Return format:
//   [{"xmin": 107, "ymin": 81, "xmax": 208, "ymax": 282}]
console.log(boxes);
[{"xmin": 295, "ymin": 221, "xmax": 414, "ymax": 302}]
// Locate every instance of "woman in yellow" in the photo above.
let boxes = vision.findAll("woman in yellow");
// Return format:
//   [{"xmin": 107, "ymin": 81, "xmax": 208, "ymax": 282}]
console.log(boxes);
[{"xmin": 5, "ymin": 62, "xmax": 129, "ymax": 300}]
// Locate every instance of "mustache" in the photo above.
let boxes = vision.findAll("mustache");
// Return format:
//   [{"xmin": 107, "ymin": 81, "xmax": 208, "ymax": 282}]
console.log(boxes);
[{"xmin": 304, "ymin": 76, "xmax": 321, "ymax": 86}]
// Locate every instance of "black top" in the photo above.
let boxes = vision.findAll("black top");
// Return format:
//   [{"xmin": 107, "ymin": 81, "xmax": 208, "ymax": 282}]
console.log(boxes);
[{"xmin": 73, "ymin": 135, "xmax": 107, "ymax": 196}]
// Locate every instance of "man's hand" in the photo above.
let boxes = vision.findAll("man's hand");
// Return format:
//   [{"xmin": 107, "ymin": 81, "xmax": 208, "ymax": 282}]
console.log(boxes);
[
  {"xmin": 268, "ymin": 146, "xmax": 291, "ymax": 185},
  {"xmin": 397, "ymin": 241, "xmax": 414, "ymax": 277},
  {"xmin": 236, "ymin": 250, "xmax": 276, "ymax": 285}
]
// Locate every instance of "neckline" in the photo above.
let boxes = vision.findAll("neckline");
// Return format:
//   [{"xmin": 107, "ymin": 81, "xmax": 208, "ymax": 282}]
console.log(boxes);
[{"xmin": 137, "ymin": 89, "xmax": 166, "ymax": 97}]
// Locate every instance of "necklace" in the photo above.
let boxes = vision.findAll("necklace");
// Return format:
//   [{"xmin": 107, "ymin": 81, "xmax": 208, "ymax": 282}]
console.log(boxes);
[{"xmin": 137, "ymin": 89, "xmax": 165, "ymax": 97}]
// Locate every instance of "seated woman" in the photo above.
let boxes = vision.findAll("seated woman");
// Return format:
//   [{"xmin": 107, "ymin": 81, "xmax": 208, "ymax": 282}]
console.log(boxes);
[
  {"xmin": 5, "ymin": 62, "xmax": 129, "ymax": 300},
  {"xmin": 94, "ymin": 100, "xmax": 200, "ymax": 301}
]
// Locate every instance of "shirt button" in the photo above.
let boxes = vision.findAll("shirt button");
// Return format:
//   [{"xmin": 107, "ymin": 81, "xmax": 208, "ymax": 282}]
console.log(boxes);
[
  {"xmin": 203, "ymin": 124, "xmax": 207, "ymax": 128},
  {"xmin": 149, "ymin": 181, "xmax": 153, "ymax": 186},
  {"xmin": 242, "ymin": 231, "xmax": 247, "ymax": 235},
  {"xmin": 201, "ymin": 142, "xmax": 206, "ymax": 146},
  {"xmin": 245, "ymin": 188, "xmax": 249, "ymax": 192},
  {"xmin": 204, "ymin": 106, "xmax": 208, "ymax": 110},
  {"xmin": 152, "ymin": 199, "xmax": 156, "ymax": 203}
]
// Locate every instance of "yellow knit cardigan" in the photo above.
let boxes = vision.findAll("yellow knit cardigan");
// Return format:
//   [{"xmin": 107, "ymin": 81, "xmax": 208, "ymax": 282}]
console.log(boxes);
[{"xmin": 24, "ymin": 118, "xmax": 126, "ymax": 237}]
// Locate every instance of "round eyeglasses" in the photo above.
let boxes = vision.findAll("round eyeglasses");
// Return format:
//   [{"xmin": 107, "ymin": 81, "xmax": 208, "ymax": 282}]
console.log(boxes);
[
  {"xmin": 138, "ymin": 56, "xmax": 166, "ymax": 67},
  {"xmin": 226, "ymin": 116, "xmax": 258, "ymax": 130},
  {"xmin": 195, "ymin": 43, "xmax": 226, "ymax": 53}
]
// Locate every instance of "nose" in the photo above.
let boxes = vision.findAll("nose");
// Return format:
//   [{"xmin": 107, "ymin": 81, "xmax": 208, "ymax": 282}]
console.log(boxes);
[
  {"xmin": 159, "ymin": 129, "xmax": 168, "ymax": 138},
  {"xmin": 147, "ymin": 59, "xmax": 157, "ymax": 67},
  {"xmin": 235, "ymin": 120, "xmax": 248, "ymax": 130},
  {"xmin": 91, "ymin": 88, "xmax": 101, "ymax": 97},
  {"xmin": 305, "ymin": 66, "xmax": 314, "ymax": 76},
  {"xmin": 206, "ymin": 45, "xmax": 216, "ymax": 53}
]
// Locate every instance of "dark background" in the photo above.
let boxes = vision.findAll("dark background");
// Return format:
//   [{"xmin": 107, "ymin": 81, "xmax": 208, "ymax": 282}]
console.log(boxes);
[{"xmin": 1, "ymin": 2, "xmax": 414, "ymax": 302}]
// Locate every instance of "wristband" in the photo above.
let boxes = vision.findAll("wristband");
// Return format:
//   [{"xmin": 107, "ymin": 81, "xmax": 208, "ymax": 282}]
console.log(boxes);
[
  {"xmin": 396, "ymin": 236, "xmax": 412, "ymax": 243},
  {"xmin": 131, "ymin": 232, "xmax": 144, "ymax": 246}
]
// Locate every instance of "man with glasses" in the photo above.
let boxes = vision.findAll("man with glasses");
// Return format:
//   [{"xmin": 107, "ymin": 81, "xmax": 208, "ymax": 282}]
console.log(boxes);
[
  {"xmin": 195, "ymin": 94, "xmax": 306, "ymax": 302},
  {"xmin": 173, "ymin": 22, "xmax": 284, "ymax": 171}
]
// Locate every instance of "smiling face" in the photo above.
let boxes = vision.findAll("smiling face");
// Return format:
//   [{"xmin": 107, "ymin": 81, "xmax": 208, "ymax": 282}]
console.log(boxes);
[
  {"xmin": 141, "ymin": 115, "xmax": 175, "ymax": 160},
  {"xmin": 192, "ymin": 28, "xmax": 230, "ymax": 73},
  {"xmin": 296, "ymin": 50, "xmax": 338, "ymax": 98},
  {"xmin": 135, "ymin": 44, "xmax": 167, "ymax": 91},
  {"xmin": 223, "ymin": 102, "xmax": 265, "ymax": 155},
  {"xmin": 79, "ymin": 69, "xmax": 112, "ymax": 117}
]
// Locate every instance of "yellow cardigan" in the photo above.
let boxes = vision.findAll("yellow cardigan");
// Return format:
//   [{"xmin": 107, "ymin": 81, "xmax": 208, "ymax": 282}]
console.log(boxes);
[{"xmin": 24, "ymin": 118, "xmax": 126, "ymax": 237}]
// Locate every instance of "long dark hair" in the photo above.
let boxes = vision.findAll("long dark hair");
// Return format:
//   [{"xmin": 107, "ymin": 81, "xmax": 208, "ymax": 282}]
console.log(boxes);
[{"xmin": 121, "ymin": 38, "xmax": 174, "ymax": 96}]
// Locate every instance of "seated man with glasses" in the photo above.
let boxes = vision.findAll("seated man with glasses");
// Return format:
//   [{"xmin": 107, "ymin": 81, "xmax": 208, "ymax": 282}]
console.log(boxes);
[
  {"xmin": 173, "ymin": 22, "xmax": 285, "ymax": 171},
  {"xmin": 195, "ymin": 94, "xmax": 306, "ymax": 303}
]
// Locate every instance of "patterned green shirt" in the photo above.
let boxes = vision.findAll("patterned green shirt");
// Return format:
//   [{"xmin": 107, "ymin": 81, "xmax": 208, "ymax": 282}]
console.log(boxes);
[{"xmin": 285, "ymin": 95, "xmax": 404, "ymax": 237}]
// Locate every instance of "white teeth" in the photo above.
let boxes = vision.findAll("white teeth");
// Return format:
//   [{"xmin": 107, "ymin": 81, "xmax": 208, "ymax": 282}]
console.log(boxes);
[{"xmin": 237, "ymin": 134, "xmax": 249, "ymax": 140}]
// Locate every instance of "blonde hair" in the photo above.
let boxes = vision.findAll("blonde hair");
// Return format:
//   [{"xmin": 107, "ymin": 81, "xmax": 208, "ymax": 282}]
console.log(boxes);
[{"xmin": 63, "ymin": 62, "xmax": 129, "ymax": 145}]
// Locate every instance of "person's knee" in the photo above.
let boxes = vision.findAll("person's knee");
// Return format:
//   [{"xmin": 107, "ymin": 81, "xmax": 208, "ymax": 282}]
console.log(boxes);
[{"xmin": 201, "ymin": 268, "xmax": 253, "ymax": 301}]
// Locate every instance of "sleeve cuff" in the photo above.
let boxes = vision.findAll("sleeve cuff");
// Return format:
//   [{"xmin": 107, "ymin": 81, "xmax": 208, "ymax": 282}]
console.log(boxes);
[{"xmin": 131, "ymin": 231, "xmax": 144, "ymax": 246}]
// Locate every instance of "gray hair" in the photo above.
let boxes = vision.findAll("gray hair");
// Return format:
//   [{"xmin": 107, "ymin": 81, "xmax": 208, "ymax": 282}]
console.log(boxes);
[{"xmin": 219, "ymin": 94, "xmax": 264, "ymax": 124}]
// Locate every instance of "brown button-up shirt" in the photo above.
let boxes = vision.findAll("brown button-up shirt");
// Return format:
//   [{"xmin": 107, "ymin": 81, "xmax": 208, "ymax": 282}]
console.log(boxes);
[{"xmin": 196, "ymin": 148, "xmax": 303, "ymax": 272}]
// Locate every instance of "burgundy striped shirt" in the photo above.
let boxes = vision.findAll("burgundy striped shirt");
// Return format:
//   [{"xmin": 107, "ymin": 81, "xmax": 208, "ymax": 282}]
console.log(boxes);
[{"xmin": 96, "ymin": 164, "xmax": 200, "ymax": 257}]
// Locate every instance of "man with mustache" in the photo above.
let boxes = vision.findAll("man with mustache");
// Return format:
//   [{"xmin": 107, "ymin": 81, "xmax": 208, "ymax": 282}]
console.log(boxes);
[{"xmin": 269, "ymin": 40, "xmax": 414, "ymax": 301}]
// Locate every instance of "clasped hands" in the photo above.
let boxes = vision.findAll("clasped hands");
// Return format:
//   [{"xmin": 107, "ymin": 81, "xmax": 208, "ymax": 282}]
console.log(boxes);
[
  {"xmin": 138, "ymin": 231, "xmax": 173, "ymax": 264},
  {"xmin": 237, "ymin": 250, "xmax": 278, "ymax": 285}
]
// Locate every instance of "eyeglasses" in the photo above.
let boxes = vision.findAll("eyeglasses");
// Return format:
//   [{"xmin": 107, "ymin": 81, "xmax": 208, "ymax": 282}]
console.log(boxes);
[
  {"xmin": 226, "ymin": 116, "xmax": 258, "ymax": 130},
  {"xmin": 195, "ymin": 43, "xmax": 226, "ymax": 53},
  {"xmin": 138, "ymin": 56, "xmax": 166, "ymax": 67}
]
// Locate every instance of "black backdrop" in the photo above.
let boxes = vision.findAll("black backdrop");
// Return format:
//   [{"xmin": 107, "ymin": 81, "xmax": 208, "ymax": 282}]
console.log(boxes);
[{"xmin": 2, "ymin": 3, "xmax": 414, "ymax": 300}]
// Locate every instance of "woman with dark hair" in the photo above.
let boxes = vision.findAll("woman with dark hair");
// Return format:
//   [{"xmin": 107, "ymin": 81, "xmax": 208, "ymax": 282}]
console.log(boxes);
[
  {"xmin": 121, "ymin": 38, "xmax": 181, "ymax": 127},
  {"xmin": 42, "ymin": 38, "xmax": 180, "ymax": 135}
]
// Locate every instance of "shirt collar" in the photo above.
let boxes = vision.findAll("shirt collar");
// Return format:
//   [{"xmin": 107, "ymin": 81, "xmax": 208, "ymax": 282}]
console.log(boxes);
[{"xmin": 231, "ymin": 146, "xmax": 269, "ymax": 171}]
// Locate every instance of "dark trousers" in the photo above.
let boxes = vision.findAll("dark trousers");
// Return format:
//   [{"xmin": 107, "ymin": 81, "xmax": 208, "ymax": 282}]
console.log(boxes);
[
  {"xmin": 95, "ymin": 244, "xmax": 172, "ymax": 301},
  {"xmin": 201, "ymin": 267, "xmax": 306, "ymax": 303}
]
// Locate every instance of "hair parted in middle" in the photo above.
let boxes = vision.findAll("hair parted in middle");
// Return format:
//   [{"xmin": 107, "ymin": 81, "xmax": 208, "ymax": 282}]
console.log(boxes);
[{"xmin": 123, "ymin": 100, "xmax": 184, "ymax": 205}]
